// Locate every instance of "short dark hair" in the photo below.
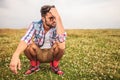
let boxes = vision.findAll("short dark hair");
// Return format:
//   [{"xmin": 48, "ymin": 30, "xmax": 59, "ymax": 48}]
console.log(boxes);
[{"xmin": 40, "ymin": 5, "xmax": 55, "ymax": 17}]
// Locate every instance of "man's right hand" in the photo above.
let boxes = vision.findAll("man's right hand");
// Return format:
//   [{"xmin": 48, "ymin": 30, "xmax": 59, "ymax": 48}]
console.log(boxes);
[
  {"xmin": 9, "ymin": 56, "xmax": 21, "ymax": 74},
  {"xmin": 9, "ymin": 41, "xmax": 27, "ymax": 74}
]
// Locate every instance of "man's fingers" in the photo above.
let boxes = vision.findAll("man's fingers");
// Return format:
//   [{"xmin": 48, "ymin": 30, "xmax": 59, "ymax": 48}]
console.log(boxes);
[
  {"xmin": 9, "ymin": 58, "xmax": 21, "ymax": 74},
  {"xmin": 18, "ymin": 60, "xmax": 21, "ymax": 70},
  {"xmin": 49, "ymin": 8, "xmax": 59, "ymax": 18},
  {"xmin": 10, "ymin": 64, "xmax": 14, "ymax": 72},
  {"xmin": 10, "ymin": 64, "xmax": 18, "ymax": 74},
  {"xmin": 14, "ymin": 66, "xmax": 18, "ymax": 74}
]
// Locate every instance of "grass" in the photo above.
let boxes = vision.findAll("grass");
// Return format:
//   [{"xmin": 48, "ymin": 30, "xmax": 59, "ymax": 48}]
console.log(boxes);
[{"xmin": 0, "ymin": 29, "xmax": 120, "ymax": 80}]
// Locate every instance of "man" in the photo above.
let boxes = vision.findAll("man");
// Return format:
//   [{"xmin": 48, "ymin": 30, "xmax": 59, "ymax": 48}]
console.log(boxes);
[{"xmin": 9, "ymin": 5, "xmax": 67, "ymax": 75}]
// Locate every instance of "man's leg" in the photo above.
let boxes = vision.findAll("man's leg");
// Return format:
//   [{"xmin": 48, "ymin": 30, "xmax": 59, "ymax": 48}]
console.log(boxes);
[
  {"xmin": 50, "ymin": 42, "xmax": 65, "ymax": 75},
  {"xmin": 54, "ymin": 42, "xmax": 65, "ymax": 60},
  {"xmin": 24, "ymin": 43, "xmax": 40, "ymax": 75}
]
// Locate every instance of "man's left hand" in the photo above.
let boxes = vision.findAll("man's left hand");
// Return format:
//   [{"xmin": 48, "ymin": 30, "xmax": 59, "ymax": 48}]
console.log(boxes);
[{"xmin": 50, "ymin": 8, "xmax": 60, "ymax": 19}]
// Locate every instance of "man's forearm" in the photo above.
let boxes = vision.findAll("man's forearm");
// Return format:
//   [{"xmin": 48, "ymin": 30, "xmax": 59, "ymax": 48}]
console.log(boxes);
[
  {"xmin": 12, "ymin": 40, "xmax": 27, "ymax": 58},
  {"xmin": 49, "ymin": 8, "xmax": 65, "ymax": 34},
  {"xmin": 56, "ymin": 16, "xmax": 65, "ymax": 34}
]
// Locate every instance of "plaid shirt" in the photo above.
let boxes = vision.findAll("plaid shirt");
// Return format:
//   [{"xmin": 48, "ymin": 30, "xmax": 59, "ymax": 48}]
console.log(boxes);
[{"xmin": 21, "ymin": 20, "xmax": 67, "ymax": 47}]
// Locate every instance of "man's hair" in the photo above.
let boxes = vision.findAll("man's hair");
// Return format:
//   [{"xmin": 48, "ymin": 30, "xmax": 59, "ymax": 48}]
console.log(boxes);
[{"xmin": 40, "ymin": 5, "xmax": 55, "ymax": 17}]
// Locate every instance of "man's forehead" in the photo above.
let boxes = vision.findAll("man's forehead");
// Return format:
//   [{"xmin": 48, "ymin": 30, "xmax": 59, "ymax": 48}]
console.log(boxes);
[{"xmin": 46, "ymin": 12, "xmax": 53, "ymax": 17}]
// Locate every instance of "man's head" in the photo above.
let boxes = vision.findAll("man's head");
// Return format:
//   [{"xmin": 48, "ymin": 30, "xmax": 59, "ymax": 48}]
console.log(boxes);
[{"xmin": 40, "ymin": 5, "xmax": 56, "ymax": 28}]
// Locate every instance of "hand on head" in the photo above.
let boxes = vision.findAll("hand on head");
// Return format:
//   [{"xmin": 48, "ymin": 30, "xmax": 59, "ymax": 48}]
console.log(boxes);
[{"xmin": 49, "ymin": 6, "xmax": 60, "ymax": 19}]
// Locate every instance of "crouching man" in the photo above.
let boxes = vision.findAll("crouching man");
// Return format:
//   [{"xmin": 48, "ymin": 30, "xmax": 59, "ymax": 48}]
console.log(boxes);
[{"xmin": 9, "ymin": 5, "xmax": 67, "ymax": 76}]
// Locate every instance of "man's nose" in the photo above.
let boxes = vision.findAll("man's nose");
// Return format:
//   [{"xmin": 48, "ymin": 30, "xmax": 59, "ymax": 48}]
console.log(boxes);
[{"xmin": 53, "ymin": 18, "xmax": 56, "ymax": 22}]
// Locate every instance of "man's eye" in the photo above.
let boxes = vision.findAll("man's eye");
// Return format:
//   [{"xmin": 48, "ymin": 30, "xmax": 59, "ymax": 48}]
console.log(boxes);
[
  {"xmin": 49, "ymin": 17, "xmax": 53, "ymax": 19},
  {"xmin": 49, "ymin": 17, "xmax": 55, "ymax": 20}
]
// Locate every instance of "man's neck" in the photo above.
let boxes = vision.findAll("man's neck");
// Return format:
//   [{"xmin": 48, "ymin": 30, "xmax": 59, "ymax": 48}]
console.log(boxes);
[{"xmin": 43, "ymin": 23, "xmax": 50, "ymax": 34}]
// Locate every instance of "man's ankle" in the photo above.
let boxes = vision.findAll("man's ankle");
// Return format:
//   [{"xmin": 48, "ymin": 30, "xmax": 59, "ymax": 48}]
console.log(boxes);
[
  {"xmin": 30, "ymin": 60, "xmax": 40, "ymax": 66},
  {"xmin": 50, "ymin": 60, "xmax": 59, "ymax": 67}
]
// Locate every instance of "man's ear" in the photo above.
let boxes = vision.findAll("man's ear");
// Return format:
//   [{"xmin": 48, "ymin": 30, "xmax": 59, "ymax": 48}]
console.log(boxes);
[{"xmin": 42, "ymin": 17, "xmax": 45, "ymax": 22}]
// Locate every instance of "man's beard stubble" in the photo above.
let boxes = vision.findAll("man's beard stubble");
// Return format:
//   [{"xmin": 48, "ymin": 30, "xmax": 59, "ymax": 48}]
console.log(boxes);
[{"xmin": 45, "ymin": 19, "xmax": 56, "ymax": 28}]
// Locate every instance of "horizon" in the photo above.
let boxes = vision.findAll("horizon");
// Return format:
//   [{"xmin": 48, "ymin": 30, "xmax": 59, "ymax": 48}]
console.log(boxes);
[{"xmin": 0, "ymin": 27, "xmax": 120, "ymax": 30}]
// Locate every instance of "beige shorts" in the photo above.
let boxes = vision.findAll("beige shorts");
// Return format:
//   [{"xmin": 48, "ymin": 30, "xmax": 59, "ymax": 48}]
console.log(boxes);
[
  {"xmin": 36, "ymin": 48, "xmax": 54, "ymax": 63},
  {"xmin": 26, "ymin": 41, "xmax": 65, "ymax": 63}
]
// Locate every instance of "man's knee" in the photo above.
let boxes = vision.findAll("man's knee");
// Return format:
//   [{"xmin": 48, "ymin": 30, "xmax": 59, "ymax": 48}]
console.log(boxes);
[
  {"xmin": 24, "ymin": 45, "xmax": 30, "ymax": 54},
  {"xmin": 52, "ymin": 42, "xmax": 65, "ymax": 56},
  {"xmin": 58, "ymin": 42, "xmax": 65, "ymax": 50},
  {"xmin": 24, "ymin": 43, "xmax": 38, "ymax": 56},
  {"xmin": 58, "ymin": 42, "xmax": 65, "ymax": 56}
]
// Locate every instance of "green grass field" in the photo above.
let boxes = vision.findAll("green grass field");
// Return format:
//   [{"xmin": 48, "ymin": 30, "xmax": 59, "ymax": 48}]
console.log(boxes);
[{"xmin": 0, "ymin": 29, "xmax": 120, "ymax": 80}]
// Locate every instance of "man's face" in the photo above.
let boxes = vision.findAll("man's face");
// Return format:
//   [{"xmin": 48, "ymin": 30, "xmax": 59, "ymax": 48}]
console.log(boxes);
[{"xmin": 43, "ymin": 12, "xmax": 56, "ymax": 28}]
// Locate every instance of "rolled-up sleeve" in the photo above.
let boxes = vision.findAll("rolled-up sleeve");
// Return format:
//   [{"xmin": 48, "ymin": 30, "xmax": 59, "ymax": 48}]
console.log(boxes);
[
  {"xmin": 21, "ymin": 23, "xmax": 35, "ymax": 44},
  {"xmin": 57, "ymin": 32, "xmax": 67, "ymax": 43}
]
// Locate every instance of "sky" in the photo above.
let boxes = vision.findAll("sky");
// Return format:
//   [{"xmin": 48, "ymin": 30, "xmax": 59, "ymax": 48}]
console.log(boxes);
[{"xmin": 0, "ymin": 0, "xmax": 120, "ymax": 29}]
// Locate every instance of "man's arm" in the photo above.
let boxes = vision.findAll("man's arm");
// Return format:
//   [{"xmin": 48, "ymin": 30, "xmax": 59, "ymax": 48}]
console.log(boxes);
[
  {"xmin": 10, "ymin": 41, "xmax": 27, "ymax": 74},
  {"xmin": 56, "ymin": 16, "xmax": 65, "ymax": 34},
  {"xmin": 50, "ymin": 7, "xmax": 67, "ymax": 43},
  {"xmin": 10, "ymin": 23, "xmax": 35, "ymax": 74},
  {"xmin": 50, "ymin": 8, "xmax": 65, "ymax": 34}
]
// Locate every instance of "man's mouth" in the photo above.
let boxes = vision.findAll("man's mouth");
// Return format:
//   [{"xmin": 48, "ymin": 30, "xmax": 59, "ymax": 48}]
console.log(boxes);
[{"xmin": 52, "ymin": 22, "xmax": 56, "ymax": 25}]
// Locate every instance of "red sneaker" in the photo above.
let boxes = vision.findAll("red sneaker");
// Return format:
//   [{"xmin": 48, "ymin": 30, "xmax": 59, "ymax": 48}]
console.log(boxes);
[
  {"xmin": 50, "ymin": 63, "xmax": 64, "ymax": 75},
  {"xmin": 24, "ymin": 66, "xmax": 40, "ymax": 75}
]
